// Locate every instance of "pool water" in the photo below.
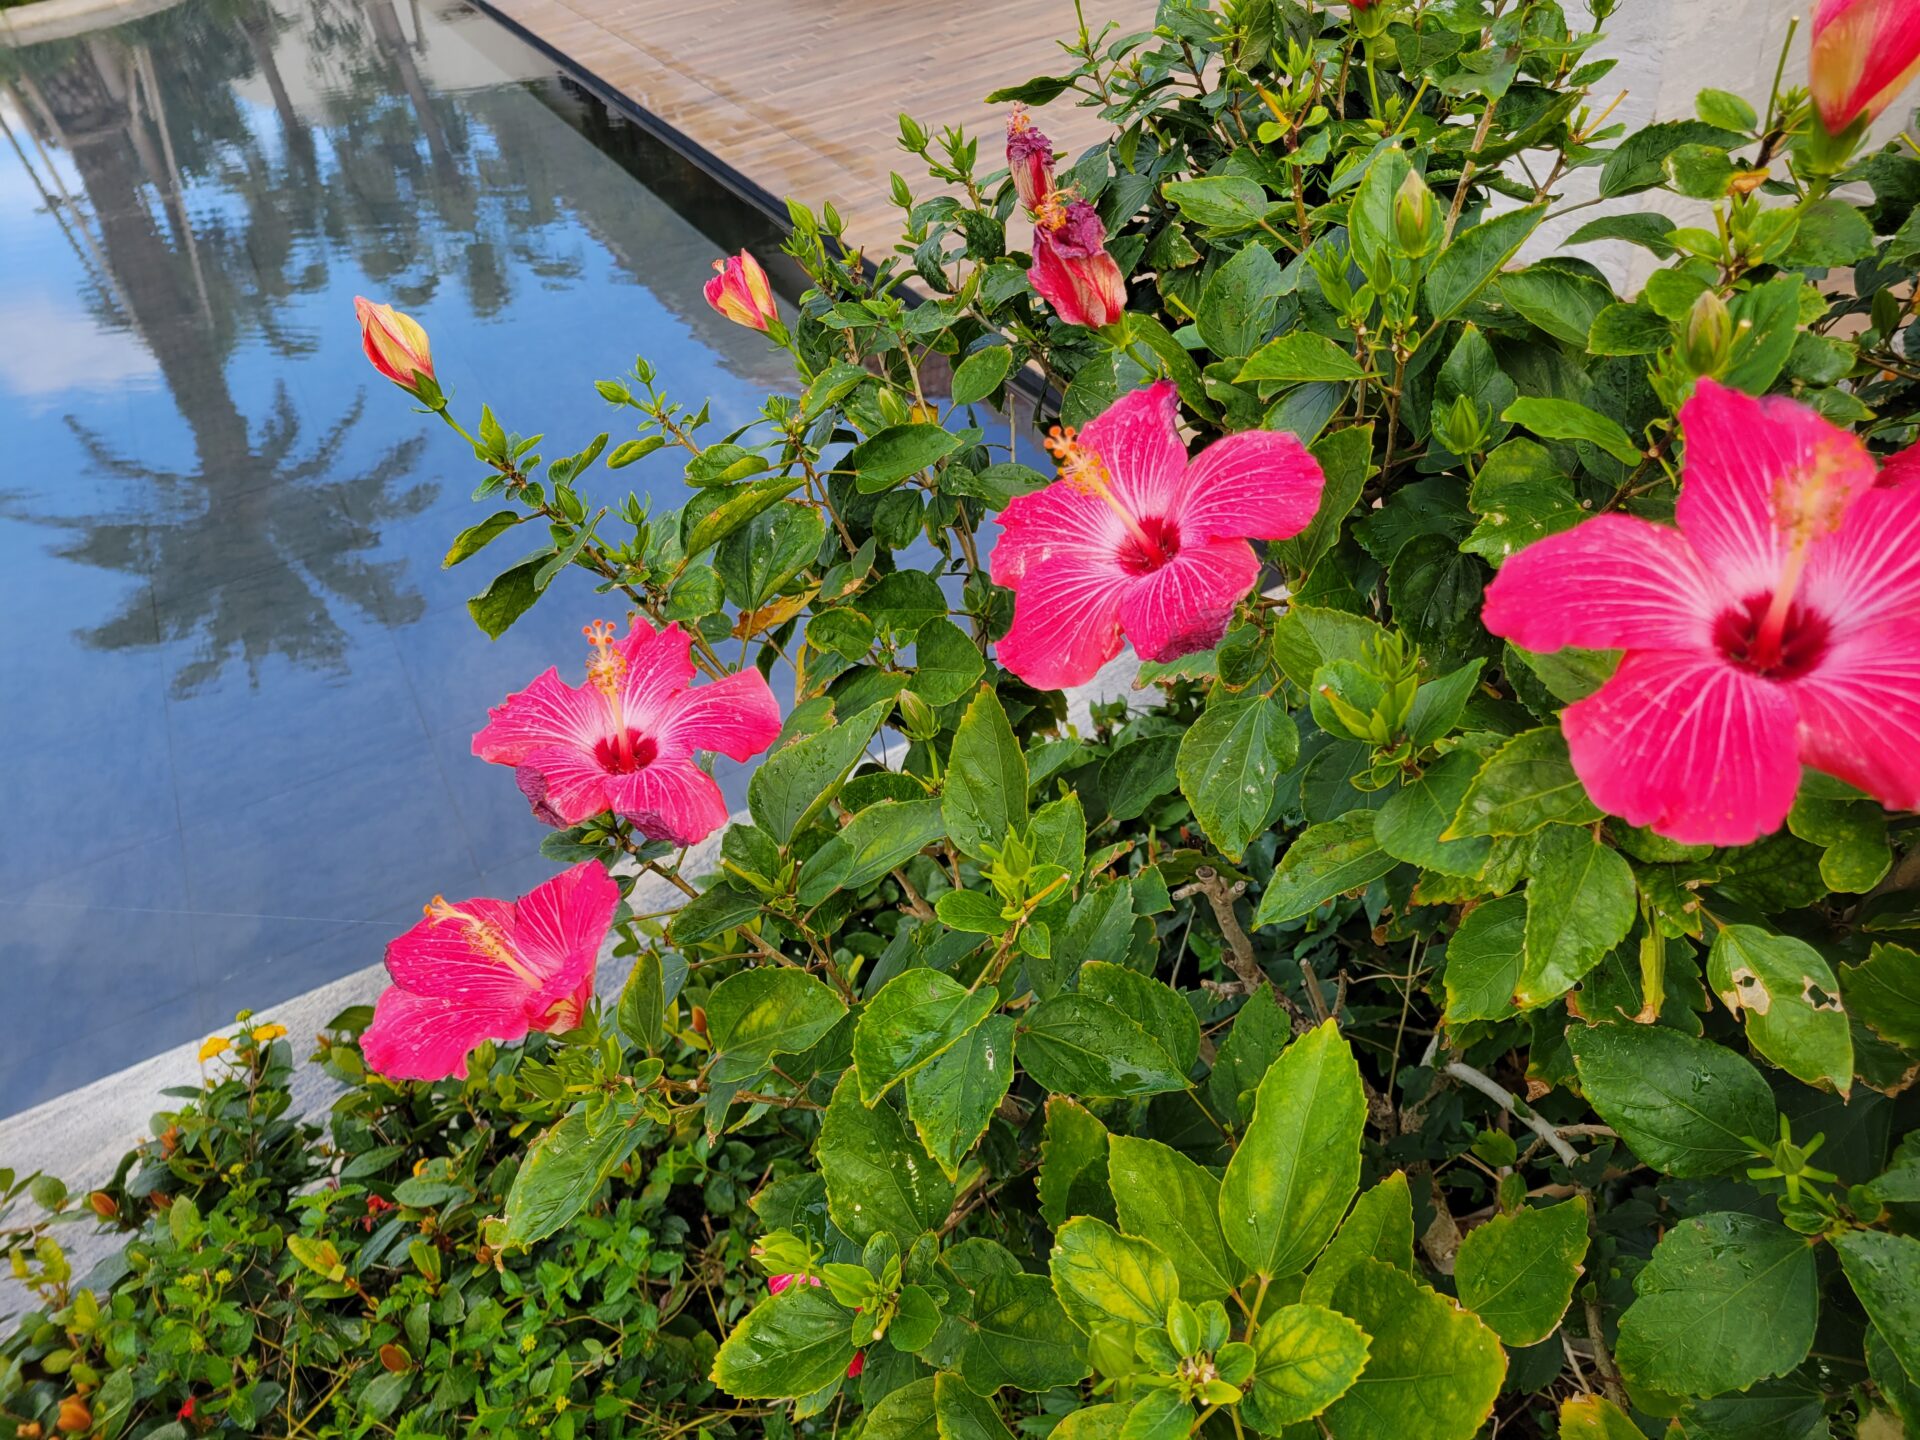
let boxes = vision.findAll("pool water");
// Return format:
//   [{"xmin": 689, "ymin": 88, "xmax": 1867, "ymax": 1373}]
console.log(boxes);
[{"xmin": 0, "ymin": 0, "xmax": 788, "ymax": 1114}]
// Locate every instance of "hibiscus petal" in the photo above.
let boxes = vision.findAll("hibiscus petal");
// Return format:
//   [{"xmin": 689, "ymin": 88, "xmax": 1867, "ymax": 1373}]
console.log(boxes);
[
  {"xmin": 989, "ymin": 479, "xmax": 1128, "ymax": 587},
  {"xmin": 1482, "ymin": 515, "xmax": 1726, "ymax": 652},
  {"xmin": 361, "ymin": 986, "xmax": 529, "ymax": 1082},
  {"xmin": 1118, "ymin": 537, "xmax": 1261, "ymax": 664},
  {"xmin": 472, "ymin": 668, "xmax": 607, "ymax": 767},
  {"xmin": 519, "ymin": 743, "xmax": 616, "ymax": 826},
  {"xmin": 510, "ymin": 860, "xmax": 619, "ymax": 993},
  {"xmin": 993, "ymin": 549, "xmax": 1132, "ymax": 690},
  {"xmin": 1080, "ymin": 380, "xmax": 1187, "ymax": 519},
  {"xmin": 384, "ymin": 899, "xmax": 534, "ymax": 1005},
  {"xmin": 619, "ymin": 622, "xmax": 698, "ymax": 730},
  {"xmin": 1178, "ymin": 429, "xmax": 1325, "ymax": 542},
  {"xmin": 1562, "ymin": 650, "xmax": 1801, "ymax": 846},
  {"xmin": 1675, "ymin": 377, "xmax": 1876, "ymax": 599},
  {"xmin": 1792, "ymin": 621, "xmax": 1920, "ymax": 812},
  {"xmin": 1806, "ymin": 477, "xmax": 1920, "ymax": 631},
  {"xmin": 607, "ymin": 756, "xmax": 732, "ymax": 846},
  {"xmin": 660, "ymin": 668, "xmax": 783, "ymax": 760}
]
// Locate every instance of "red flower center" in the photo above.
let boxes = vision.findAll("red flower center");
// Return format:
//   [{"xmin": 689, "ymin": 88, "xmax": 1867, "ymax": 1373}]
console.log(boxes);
[
  {"xmin": 594, "ymin": 729, "xmax": 659, "ymax": 774},
  {"xmin": 1713, "ymin": 592, "xmax": 1831, "ymax": 680},
  {"xmin": 1118, "ymin": 516, "xmax": 1181, "ymax": 575}
]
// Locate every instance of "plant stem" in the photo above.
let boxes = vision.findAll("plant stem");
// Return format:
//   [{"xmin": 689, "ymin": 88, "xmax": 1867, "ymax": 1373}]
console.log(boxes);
[{"xmin": 1444, "ymin": 1060, "xmax": 1580, "ymax": 1167}]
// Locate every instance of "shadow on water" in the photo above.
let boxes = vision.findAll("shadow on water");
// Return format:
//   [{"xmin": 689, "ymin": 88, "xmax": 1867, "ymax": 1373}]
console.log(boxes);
[{"xmin": 0, "ymin": 0, "xmax": 789, "ymax": 1114}]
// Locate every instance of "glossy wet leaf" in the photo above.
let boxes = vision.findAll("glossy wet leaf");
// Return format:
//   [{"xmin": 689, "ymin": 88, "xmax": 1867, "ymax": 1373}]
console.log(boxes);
[
  {"xmin": 855, "ymin": 969, "xmax": 998, "ymax": 1103},
  {"xmin": 1218, "ymin": 1020, "xmax": 1366, "ymax": 1281},
  {"xmin": 1615, "ymin": 1213, "xmax": 1816, "ymax": 1397},
  {"xmin": 749, "ymin": 701, "xmax": 890, "ymax": 845},
  {"xmin": 907, "ymin": 1015, "xmax": 1016, "ymax": 1180},
  {"xmin": 1323, "ymin": 1258, "xmax": 1506, "ymax": 1440},
  {"xmin": 1453, "ymin": 1197, "xmax": 1589, "ymax": 1346},
  {"xmin": 1079, "ymin": 962, "xmax": 1200, "ymax": 1073},
  {"xmin": 1108, "ymin": 1135, "xmax": 1240, "ymax": 1302},
  {"xmin": 1559, "ymin": 1395, "xmax": 1648, "ymax": 1439},
  {"xmin": 706, "ymin": 968, "xmax": 848, "ymax": 1083},
  {"xmin": 944, "ymin": 688, "xmax": 1028, "ymax": 861},
  {"xmin": 1442, "ymin": 893, "xmax": 1526, "ymax": 1024},
  {"xmin": 1834, "ymin": 1229, "xmax": 1920, "ymax": 1387},
  {"xmin": 1177, "ymin": 694, "xmax": 1298, "ymax": 861},
  {"xmin": 1017, "ymin": 994, "xmax": 1186, "ymax": 1099},
  {"xmin": 954, "ymin": 1268, "xmax": 1089, "ymax": 1394},
  {"xmin": 710, "ymin": 1281, "xmax": 857, "ymax": 1398},
  {"xmin": 1518, "ymin": 827, "xmax": 1636, "ymax": 1008},
  {"xmin": 1037, "ymin": 1096, "xmax": 1113, "ymax": 1230},
  {"xmin": 501, "ymin": 1095, "xmax": 648, "ymax": 1247},
  {"xmin": 863, "ymin": 1377, "xmax": 938, "ymax": 1438},
  {"xmin": 1373, "ymin": 749, "xmax": 1493, "ymax": 878},
  {"xmin": 1841, "ymin": 942, "xmax": 1920, "ymax": 1050},
  {"xmin": 1706, "ymin": 924, "xmax": 1852, "ymax": 1094},
  {"xmin": 817, "ymin": 1073, "xmax": 953, "ymax": 1245},
  {"xmin": 1049, "ymin": 1216, "xmax": 1179, "ymax": 1333},
  {"xmin": 1567, "ymin": 1022, "xmax": 1776, "ymax": 1177},
  {"xmin": 1253, "ymin": 812, "xmax": 1399, "ymax": 928},
  {"xmin": 847, "ymin": 422, "xmax": 963, "ymax": 493},
  {"xmin": 1302, "ymin": 1171, "xmax": 1415, "ymax": 1307},
  {"xmin": 935, "ymin": 1370, "xmax": 1016, "ymax": 1438},
  {"xmin": 913, "ymin": 618, "xmax": 987, "ymax": 705},
  {"xmin": 1243, "ymin": 1302, "xmax": 1371, "ymax": 1431},
  {"xmin": 797, "ymin": 798, "xmax": 946, "ymax": 904},
  {"xmin": 1448, "ymin": 727, "xmax": 1602, "ymax": 837},
  {"xmin": 1425, "ymin": 204, "xmax": 1547, "ymax": 323}
]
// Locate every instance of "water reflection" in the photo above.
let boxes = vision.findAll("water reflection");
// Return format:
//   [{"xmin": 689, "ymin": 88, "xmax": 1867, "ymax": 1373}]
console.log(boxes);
[{"xmin": 0, "ymin": 0, "xmax": 787, "ymax": 1114}]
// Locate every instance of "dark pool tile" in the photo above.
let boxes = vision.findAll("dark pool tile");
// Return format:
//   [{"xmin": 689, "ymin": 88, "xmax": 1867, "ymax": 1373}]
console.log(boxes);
[
  {"xmin": 0, "ymin": 709, "xmax": 183, "ymax": 889},
  {"xmin": 0, "ymin": 992, "xmax": 207, "ymax": 1120}
]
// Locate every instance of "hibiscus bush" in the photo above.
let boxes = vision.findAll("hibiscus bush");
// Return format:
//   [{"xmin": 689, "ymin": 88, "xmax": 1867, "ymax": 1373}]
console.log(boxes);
[{"xmin": 12, "ymin": 0, "xmax": 1920, "ymax": 1437}]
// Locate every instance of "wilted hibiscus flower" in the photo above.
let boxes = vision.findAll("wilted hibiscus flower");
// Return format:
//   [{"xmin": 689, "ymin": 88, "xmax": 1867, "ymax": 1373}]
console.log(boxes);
[
  {"xmin": 362, "ymin": 860, "xmax": 618, "ymax": 1081},
  {"xmin": 1484, "ymin": 378, "xmax": 1920, "ymax": 846},
  {"xmin": 988, "ymin": 380, "xmax": 1326, "ymax": 689},
  {"xmin": 474, "ymin": 618, "xmax": 781, "ymax": 844}
]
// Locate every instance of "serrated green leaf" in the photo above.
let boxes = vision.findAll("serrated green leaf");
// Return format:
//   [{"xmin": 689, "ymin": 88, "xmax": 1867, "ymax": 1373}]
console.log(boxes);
[
  {"xmin": 1518, "ymin": 828, "xmax": 1636, "ymax": 1008},
  {"xmin": 1017, "ymin": 994, "xmax": 1187, "ymax": 1098},
  {"xmin": 1302, "ymin": 1171, "xmax": 1415, "ymax": 1307},
  {"xmin": 817, "ymin": 1073, "xmax": 953, "ymax": 1245},
  {"xmin": 1448, "ymin": 727, "xmax": 1602, "ymax": 837},
  {"xmin": 1323, "ymin": 1259, "xmax": 1506, "ymax": 1440},
  {"xmin": 944, "ymin": 688, "xmax": 1028, "ymax": 861},
  {"xmin": 1253, "ymin": 812, "xmax": 1398, "ymax": 928},
  {"xmin": 711, "ymin": 1282, "xmax": 857, "ymax": 1399},
  {"xmin": 1049, "ymin": 1217, "xmax": 1180, "ymax": 1333},
  {"xmin": 1706, "ymin": 924, "xmax": 1852, "ymax": 1093},
  {"xmin": 908, "ymin": 1015, "xmax": 1016, "ymax": 1180},
  {"xmin": 1243, "ymin": 1303, "xmax": 1370, "ymax": 1430},
  {"xmin": 855, "ymin": 969, "xmax": 998, "ymax": 1103},
  {"xmin": 1177, "ymin": 695, "xmax": 1298, "ymax": 861},
  {"xmin": 1109, "ymin": 1135, "xmax": 1240, "ymax": 1303},
  {"xmin": 707, "ymin": 969, "xmax": 848, "ymax": 1082},
  {"xmin": 1567, "ymin": 1023, "xmax": 1776, "ymax": 1177},
  {"xmin": 1454, "ymin": 1197, "xmax": 1589, "ymax": 1346}
]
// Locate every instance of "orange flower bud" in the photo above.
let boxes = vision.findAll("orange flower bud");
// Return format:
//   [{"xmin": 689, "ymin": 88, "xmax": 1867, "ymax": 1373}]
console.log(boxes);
[
  {"xmin": 55, "ymin": 1398, "xmax": 90, "ymax": 1435},
  {"xmin": 702, "ymin": 251, "xmax": 777, "ymax": 331},
  {"xmin": 86, "ymin": 1192, "xmax": 118, "ymax": 1221},
  {"xmin": 354, "ymin": 296, "xmax": 435, "ymax": 394}
]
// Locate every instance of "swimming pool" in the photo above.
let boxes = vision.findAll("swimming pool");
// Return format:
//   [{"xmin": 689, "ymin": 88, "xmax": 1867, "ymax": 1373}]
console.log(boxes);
[{"xmin": 0, "ymin": 0, "xmax": 787, "ymax": 1114}]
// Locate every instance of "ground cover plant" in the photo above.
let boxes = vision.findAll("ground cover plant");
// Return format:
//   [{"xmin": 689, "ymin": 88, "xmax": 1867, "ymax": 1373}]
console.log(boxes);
[{"xmin": 7, "ymin": 0, "xmax": 1920, "ymax": 1435}]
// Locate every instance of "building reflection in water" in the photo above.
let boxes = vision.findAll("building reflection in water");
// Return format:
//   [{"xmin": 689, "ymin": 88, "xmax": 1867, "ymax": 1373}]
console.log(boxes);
[{"xmin": 0, "ymin": 0, "xmax": 788, "ymax": 1113}]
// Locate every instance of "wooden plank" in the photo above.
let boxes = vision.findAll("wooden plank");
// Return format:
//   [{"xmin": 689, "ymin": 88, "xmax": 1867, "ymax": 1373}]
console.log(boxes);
[{"xmin": 485, "ymin": 0, "xmax": 1155, "ymax": 254}]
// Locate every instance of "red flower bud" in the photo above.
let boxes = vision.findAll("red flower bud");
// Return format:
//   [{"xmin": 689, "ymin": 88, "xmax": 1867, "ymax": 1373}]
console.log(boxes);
[
  {"xmin": 703, "ymin": 251, "xmax": 777, "ymax": 331},
  {"xmin": 354, "ymin": 297, "xmax": 434, "ymax": 394},
  {"xmin": 1006, "ymin": 105, "xmax": 1055, "ymax": 214},
  {"xmin": 1810, "ymin": 0, "xmax": 1920, "ymax": 134},
  {"xmin": 1028, "ymin": 199, "xmax": 1126, "ymax": 330}
]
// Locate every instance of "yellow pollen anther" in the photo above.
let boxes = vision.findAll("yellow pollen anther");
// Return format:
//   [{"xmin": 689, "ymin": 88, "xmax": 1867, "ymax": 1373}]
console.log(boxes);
[
  {"xmin": 1009, "ymin": 103, "xmax": 1032, "ymax": 135},
  {"xmin": 422, "ymin": 896, "xmax": 534, "ymax": 981},
  {"xmin": 1045, "ymin": 425, "xmax": 1112, "ymax": 496},
  {"xmin": 1033, "ymin": 189, "xmax": 1070, "ymax": 232},
  {"xmin": 583, "ymin": 620, "xmax": 626, "ymax": 700}
]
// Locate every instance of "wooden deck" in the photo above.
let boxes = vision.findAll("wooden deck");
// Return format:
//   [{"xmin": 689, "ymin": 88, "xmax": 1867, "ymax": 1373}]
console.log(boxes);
[{"xmin": 484, "ymin": 0, "xmax": 1156, "ymax": 257}]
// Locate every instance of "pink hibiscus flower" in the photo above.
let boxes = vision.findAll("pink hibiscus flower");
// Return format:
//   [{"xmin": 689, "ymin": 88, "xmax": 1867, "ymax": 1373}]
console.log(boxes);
[
  {"xmin": 474, "ymin": 618, "xmax": 781, "ymax": 844},
  {"xmin": 988, "ymin": 380, "xmax": 1326, "ymax": 690},
  {"xmin": 362, "ymin": 860, "xmax": 619, "ymax": 1081},
  {"xmin": 1483, "ymin": 378, "xmax": 1920, "ymax": 846}
]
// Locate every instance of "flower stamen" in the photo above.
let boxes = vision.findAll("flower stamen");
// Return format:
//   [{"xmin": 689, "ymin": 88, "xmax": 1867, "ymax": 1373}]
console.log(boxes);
[
  {"xmin": 584, "ymin": 620, "xmax": 638, "ymax": 769},
  {"xmin": 1753, "ymin": 449, "xmax": 1854, "ymax": 668},
  {"xmin": 1045, "ymin": 425, "xmax": 1159, "ymax": 553},
  {"xmin": 422, "ymin": 896, "xmax": 542, "ymax": 987}
]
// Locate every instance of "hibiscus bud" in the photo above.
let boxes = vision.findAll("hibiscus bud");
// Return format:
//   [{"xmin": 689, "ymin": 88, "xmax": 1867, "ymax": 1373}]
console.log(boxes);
[
  {"xmin": 1391, "ymin": 169, "xmax": 1439, "ymax": 259},
  {"xmin": 1028, "ymin": 199, "xmax": 1127, "ymax": 330},
  {"xmin": 1683, "ymin": 290, "xmax": 1732, "ymax": 376},
  {"xmin": 1809, "ymin": 0, "xmax": 1920, "ymax": 135},
  {"xmin": 690, "ymin": 1005, "xmax": 708, "ymax": 1038},
  {"xmin": 1433, "ymin": 393, "xmax": 1493, "ymax": 458},
  {"xmin": 353, "ymin": 297, "xmax": 435, "ymax": 398},
  {"xmin": 1005, "ymin": 105, "xmax": 1055, "ymax": 214},
  {"xmin": 703, "ymin": 251, "xmax": 777, "ymax": 332},
  {"xmin": 86, "ymin": 1192, "xmax": 117, "ymax": 1221},
  {"xmin": 896, "ymin": 690, "xmax": 940, "ymax": 741},
  {"xmin": 55, "ymin": 1398, "xmax": 90, "ymax": 1435}
]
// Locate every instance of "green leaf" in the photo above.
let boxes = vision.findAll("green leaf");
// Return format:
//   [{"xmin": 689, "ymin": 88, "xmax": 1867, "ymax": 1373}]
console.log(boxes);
[
  {"xmin": 749, "ymin": 702, "xmax": 890, "ymax": 845},
  {"xmin": 1567, "ymin": 1023, "xmax": 1776, "ymax": 1177},
  {"xmin": 1253, "ymin": 812, "xmax": 1398, "ymax": 928},
  {"xmin": 1586, "ymin": 301, "xmax": 1674, "ymax": 356},
  {"xmin": 1271, "ymin": 424, "xmax": 1376, "ymax": 576},
  {"xmin": 503, "ymin": 1098, "xmax": 648, "ymax": 1248},
  {"xmin": 1038, "ymin": 1096, "xmax": 1112, "ymax": 1230},
  {"xmin": 1567, "ymin": 211, "xmax": 1679, "ymax": 256},
  {"xmin": 1441, "ymin": 894, "xmax": 1526, "ymax": 1024},
  {"xmin": 1270, "ymin": 603, "xmax": 1391, "ymax": 689},
  {"xmin": 616, "ymin": 949, "xmax": 665, "ymax": 1053},
  {"xmin": 1108, "ymin": 1135, "xmax": 1241, "ymax": 1303},
  {"xmin": 1163, "ymin": 175, "xmax": 1273, "ymax": 232},
  {"xmin": 817, "ymin": 1073, "xmax": 954, "ymax": 1245},
  {"xmin": 1502, "ymin": 396, "xmax": 1641, "ymax": 466},
  {"xmin": 668, "ymin": 881, "xmax": 763, "ymax": 944},
  {"xmin": 1049, "ymin": 1217, "xmax": 1180, "ymax": 1333},
  {"xmin": 1842, "ymin": 942, "xmax": 1920, "ymax": 1050},
  {"xmin": 467, "ymin": 553, "xmax": 554, "ymax": 639},
  {"xmin": 1706, "ymin": 924, "xmax": 1852, "ymax": 1093},
  {"xmin": 1374, "ymin": 749, "xmax": 1494, "ymax": 879},
  {"xmin": 444, "ymin": 510, "xmax": 526, "ymax": 567},
  {"xmin": 1302, "ymin": 1171, "xmax": 1415, "ymax": 1307},
  {"xmin": 1218, "ymin": 1020, "xmax": 1366, "ymax": 1281},
  {"xmin": 1243, "ymin": 1303, "xmax": 1371, "ymax": 1432},
  {"xmin": 1599, "ymin": 121, "xmax": 1747, "ymax": 197},
  {"xmin": 1462, "ymin": 438, "xmax": 1582, "ymax": 564},
  {"xmin": 848, "ymin": 423, "xmax": 963, "ymax": 494},
  {"xmin": 1209, "ymin": 986, "xmax": 1291, "ymax": 1127},
  {"xmin": 1323, "ymin": 1259, "xmax": 1506, "ymax": 1440},
  {"xmin": 864, "ymin": 570, "xmax": 949, "ymax": 636},
  {"xmin": 707, "ymin": 969, "xmax": 848, "ymax": 1082},
  {"xmin": 797, "ymin": 799, "xmax": 947, "ymax": 904},
  {"xmin": 1177, "ymin": 695, "xmax": 1299, "ymax": 861},
  {"xmin": 935, "ymin": 1372, "xmax": 1017, "ymax": 1439},
  {"xmin": 711, "ymin": 1282, "xmax": 857, "ymax": 1399},
  {"xmin": 863, "ymin": 1378, "xmax": 938, "ymax": 1438},
  {"xmin": 1448, "ymin": 727, "xmax": 1602, "ymax": 837},
  {"xmin": 1454, "ymin": 1197, "xmax": 1589, "ymax": 1346},
  {"xmin": 1518, "ymin": 828, "xmax": 1636, "ymax": 1008},
  {"xmin": 907, "ymin": 1015, "xmax": 1016, "ymax": 1180},
  {"xmin": 1615, "ymin": 1213, "xmax": 1817, "ymax": 1397},
  {"xmin": 951, "ymin": 346, "xmax": 1014, "ymax": 406},
  {"xmin": 944, "ymin": 688, "xmax": 1028, "ymax": 861},
  {"xmin": 1782, "ymin": 197, "xmax": 1874, "ymax": 267},
  {"xmin": 716, "ymin": 501, "xmax": 824, "ymax": 611},
  {"xmin": 955, "ymin": 1268, "xmax": 1090, "ymax": 1394},
  {"xmin": 1424, "ymin": 205, "xmax": 1547, "ymax": 324},
  {"xmin": 1387, "ymin": 534, "xmax": 1489, "ymax": 670},
  {"xmin": 856, "ymin": 970, "xmax": 997, "ymax": 1103},
  {"xmin": 1050, "ymin": 1405, "xmax": 1128, "ymax": 1439},
  {"xmin": 1080, "ymin": 962, "xmax": 1199, "ymax": 1073},
  {"xmin": 1560, "ymin": 1396, "xmax": 1652, "ymax": 1440},
  {"xmin": 1018, "ymin": 995, "xmax": 1187, "ymax": 1099},
  {"xmin": 1498, "ymin": 265, "xmax": 1615, "ymax": 348},
  {"xmin": 913, "ymin": 619, "xmax": 987, "ymax": 705},
  {"xmin": 1238, "ymin": 331, "xmax": 1368, "ymax": 384},
  {"xmin": 1834, "ymin": 1229, "xmax": 1920, "ymax": 1387},
  {"xmin": 684, "ymin": 475, "xmax": 806, "ymax": 555},
  {"xmin": 1197, "ymin": 241, "xmax": 1286, "ymax": 358}
]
